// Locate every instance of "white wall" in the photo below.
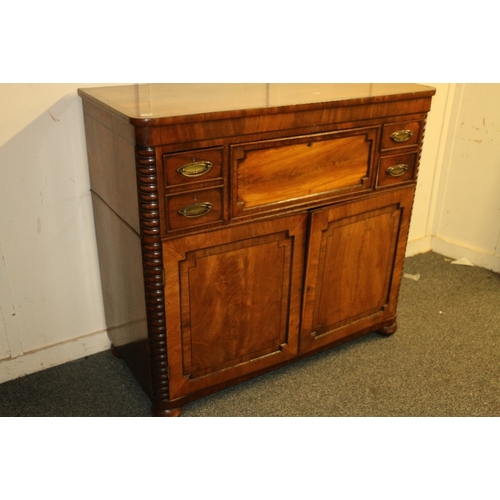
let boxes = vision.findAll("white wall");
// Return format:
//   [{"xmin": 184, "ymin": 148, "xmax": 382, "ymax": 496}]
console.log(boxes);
[
  {"xmin": 407, "ymin": 83, "xmax": 452, "ymax": 252},
  {"xmin": 0, "ymin": 85, "xmax": 117, "ymax": 382},
  {"xmin": 406, "ymin": 83, "xmax": 500, "ymax": 273},
  {"xmin": 432, "ymin": 84, "xmax": 500, "ymax": 271},
  {"xmin": 0, "ymin": 83, "xmax": 498, "ymax": 384}
]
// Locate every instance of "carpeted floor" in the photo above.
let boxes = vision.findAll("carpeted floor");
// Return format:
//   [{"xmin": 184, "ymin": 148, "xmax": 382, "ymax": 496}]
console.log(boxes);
[{"xmin": 1, "ymin": 251, "xmax": 499, "ymax": 417}]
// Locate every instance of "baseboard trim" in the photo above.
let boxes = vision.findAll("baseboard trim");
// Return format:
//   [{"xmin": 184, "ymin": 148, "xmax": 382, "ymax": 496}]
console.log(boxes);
[
  {"xmin": 407, "ymin": 236, "xmax": 500, "ymax": 273},
  {"xmin": 430, "ymin": 237, "xmax": 500, "ymax": 273},
  {"xmin": 406, "ymin": 236, "xmax": 432, "ymax": 257},
  {"xmin": 0, "ymin": 329, "xmax": 110, "ymax": 384}
]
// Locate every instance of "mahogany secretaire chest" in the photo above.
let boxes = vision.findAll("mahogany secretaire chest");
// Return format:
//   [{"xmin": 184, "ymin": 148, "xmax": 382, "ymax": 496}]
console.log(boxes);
[{"xmin": 78, "ymin": 84, "xmax": 435, "ymax": 416}]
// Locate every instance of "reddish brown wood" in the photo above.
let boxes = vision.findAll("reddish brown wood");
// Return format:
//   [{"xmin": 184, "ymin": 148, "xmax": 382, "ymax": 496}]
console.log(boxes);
[
  {"xmin": 231, "ymin": 128, "xmax": 377, "ymax": 217},
  {"xmin": 377, "ymin": 152, "xmax": 418, "ymax": 187},
  {"xmin": 163, "ymin": 214, "xmax": 306, "ymax": 400},
  {"xmin": 381, "ymin": 120, "xmax": 422, "ymax": 151},
  {"xmin": 78, "ymin": 84, "xmax": 435, "ymax": 416},
  {"xmin": 299, "ymin": 188, "xmax": 414, "ymax": 354},
  {"xmin": 152, "ymin": 406, "xmax": 183, "ymax": 417},
  {"xmin": 166, "ymin": 187, "xmax": 224, "ymax": 231},
  {"xmin": 134, "ymin": 146, "xmax": 170, "ymax": 409},
  {"xmin": 163, "ymin": 147, "xmax": 223, "ymax": 187},
  {"xmin": 377, "ymin": 322, "xmax": 398, "ymax": 336},
  {"xmin": 110, "ymin": 344, "xmax": 121, "ymax": 358}
]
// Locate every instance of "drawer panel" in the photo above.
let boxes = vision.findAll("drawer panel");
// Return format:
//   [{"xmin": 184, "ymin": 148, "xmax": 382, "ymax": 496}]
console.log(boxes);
[
  {"xmin": 377, "ymin": 152, "xmax": 418, "ymax": 187},
  {"xmin": 381, "ymin": 121, "xmax": 421, "ymax": 151},
  {"xmin": 166, "ymin": 187, "xmax": 223, "ymax": 231},
  {"xmin": 163, "ymin": 147, "xmax": 223, "ymax": 187},
  {"xmin": 232, "ymin": 128, "xmax": 377, "ymax": 216}
]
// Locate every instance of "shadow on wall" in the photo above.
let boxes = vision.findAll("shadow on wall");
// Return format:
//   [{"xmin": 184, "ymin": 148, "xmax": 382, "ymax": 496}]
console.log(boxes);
[{"xmin": 0, "ymin": 92, "xmax": 106, "ymax": 363}]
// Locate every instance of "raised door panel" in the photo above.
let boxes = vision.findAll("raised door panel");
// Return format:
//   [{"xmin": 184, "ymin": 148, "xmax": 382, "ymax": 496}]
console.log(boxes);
[
  {"xmin": 163, "ymin": 214, "xmax": 307, "ymax": 400},
  {"xmin": 300, "ymin": 188, "xmax": 414, "ymax": 354}
]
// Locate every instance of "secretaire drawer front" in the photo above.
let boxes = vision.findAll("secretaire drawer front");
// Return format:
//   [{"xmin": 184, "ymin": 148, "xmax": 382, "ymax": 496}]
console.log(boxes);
[
  {"xmin": 166, "ymin": 187, "xmax": 223, "ymax": 231},
  {"xmin": 163, "ymin": 147, "xmax": 223, "ymax": 187},
  {"xmin": 231, "ymin": 128, "xmax": 377, "ymax": 216},
  {"xmin": 381, "ymin": 121, "xmax": 421, "ymax": 151}
]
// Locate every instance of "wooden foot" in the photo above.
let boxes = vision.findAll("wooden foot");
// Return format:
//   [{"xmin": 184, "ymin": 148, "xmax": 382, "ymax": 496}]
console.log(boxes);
[
  {"xmin": 110, "ymin": 344, "xmax": 121, "ymax": 358},
  {"xmin": 152, "ymin": 406, "xmax": 183, "ymax": 417},
  {"xmin": 377, "ymin": 321, "xmax": 397, "ymax": 336}
]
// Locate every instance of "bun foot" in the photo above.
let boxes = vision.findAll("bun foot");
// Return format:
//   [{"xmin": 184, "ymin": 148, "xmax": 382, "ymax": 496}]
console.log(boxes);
[
  {"xmin": 377, "ymin": 321, "xmax": 397, "ymax": 336},
  {"xmin": 152, "ymin": 406, "xmax": 183, "ymax": 417},
  {"xmin": 110, "ymin": 344, "xmax": 121, "ymax": 358}
]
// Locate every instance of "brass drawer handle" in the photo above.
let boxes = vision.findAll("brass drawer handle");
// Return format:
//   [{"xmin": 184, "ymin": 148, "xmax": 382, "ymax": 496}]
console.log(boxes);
[
  {"xmin": 390, "ymin": 129, "xmax": 413, "ymax": 143},
  {"xmin": 178, "ymin": 202, "xmax": 213, "ymax": 218},
  {"xmin": 386, "ymin": 164, "xmax": 409, "ymax": 177},
  {"xmin": 177, "ymin": 161, "xmax": 212, "ymax": 178}
]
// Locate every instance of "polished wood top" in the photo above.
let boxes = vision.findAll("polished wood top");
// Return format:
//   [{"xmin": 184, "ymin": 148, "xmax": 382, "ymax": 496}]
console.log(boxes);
[{"xmin": 78, "ymin": 84, "xmax": 435, "ymax": 126}]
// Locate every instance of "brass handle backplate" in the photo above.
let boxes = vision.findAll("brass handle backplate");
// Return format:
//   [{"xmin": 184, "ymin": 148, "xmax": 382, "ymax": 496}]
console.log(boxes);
[
  {"xmin": 390, "ymin": 130, "xmax": 413, "ymax": 143},
  {"xmin": 178, "ymin": 202, "xmax": 213, "ymax": 218},
  {"xmin": 177, "ymin": 161, "xmax": 212, "ymax": 178},
  {"xmin": 386, "ymin": 164, "xmax": 409, "ymax": 177}
]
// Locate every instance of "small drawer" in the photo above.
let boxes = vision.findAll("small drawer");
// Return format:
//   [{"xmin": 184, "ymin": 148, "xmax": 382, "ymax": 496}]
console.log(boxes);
[
  {"xmin": 166, "ymin": 187, "xmax": 223, "ymax": 231},
  {"xmin": 381, "ymin": 121, "xmax": 421, "ymax": 151},
  {"xmin": 163, "ymin": 148, "xmax": 223, "ymax": 187},
  {"xmin": 377, "ymin": 153, "xmax": 418, "ymax": 187}
]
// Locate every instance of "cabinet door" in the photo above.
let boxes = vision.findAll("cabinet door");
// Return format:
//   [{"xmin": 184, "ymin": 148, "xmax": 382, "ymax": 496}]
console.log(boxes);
[
  {"xmin": 163, "ymin": 214, "xmax": 307, "ymax": 400},
  {"xmin": 300, "ymin": 188, "xmax": 414, "ymax": 354}
]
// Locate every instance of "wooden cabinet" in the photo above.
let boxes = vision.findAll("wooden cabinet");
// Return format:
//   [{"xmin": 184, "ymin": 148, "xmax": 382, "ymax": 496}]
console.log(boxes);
[{"xmin": 78, "ymin": 84, "xmax": 435, "ymax": 416}]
